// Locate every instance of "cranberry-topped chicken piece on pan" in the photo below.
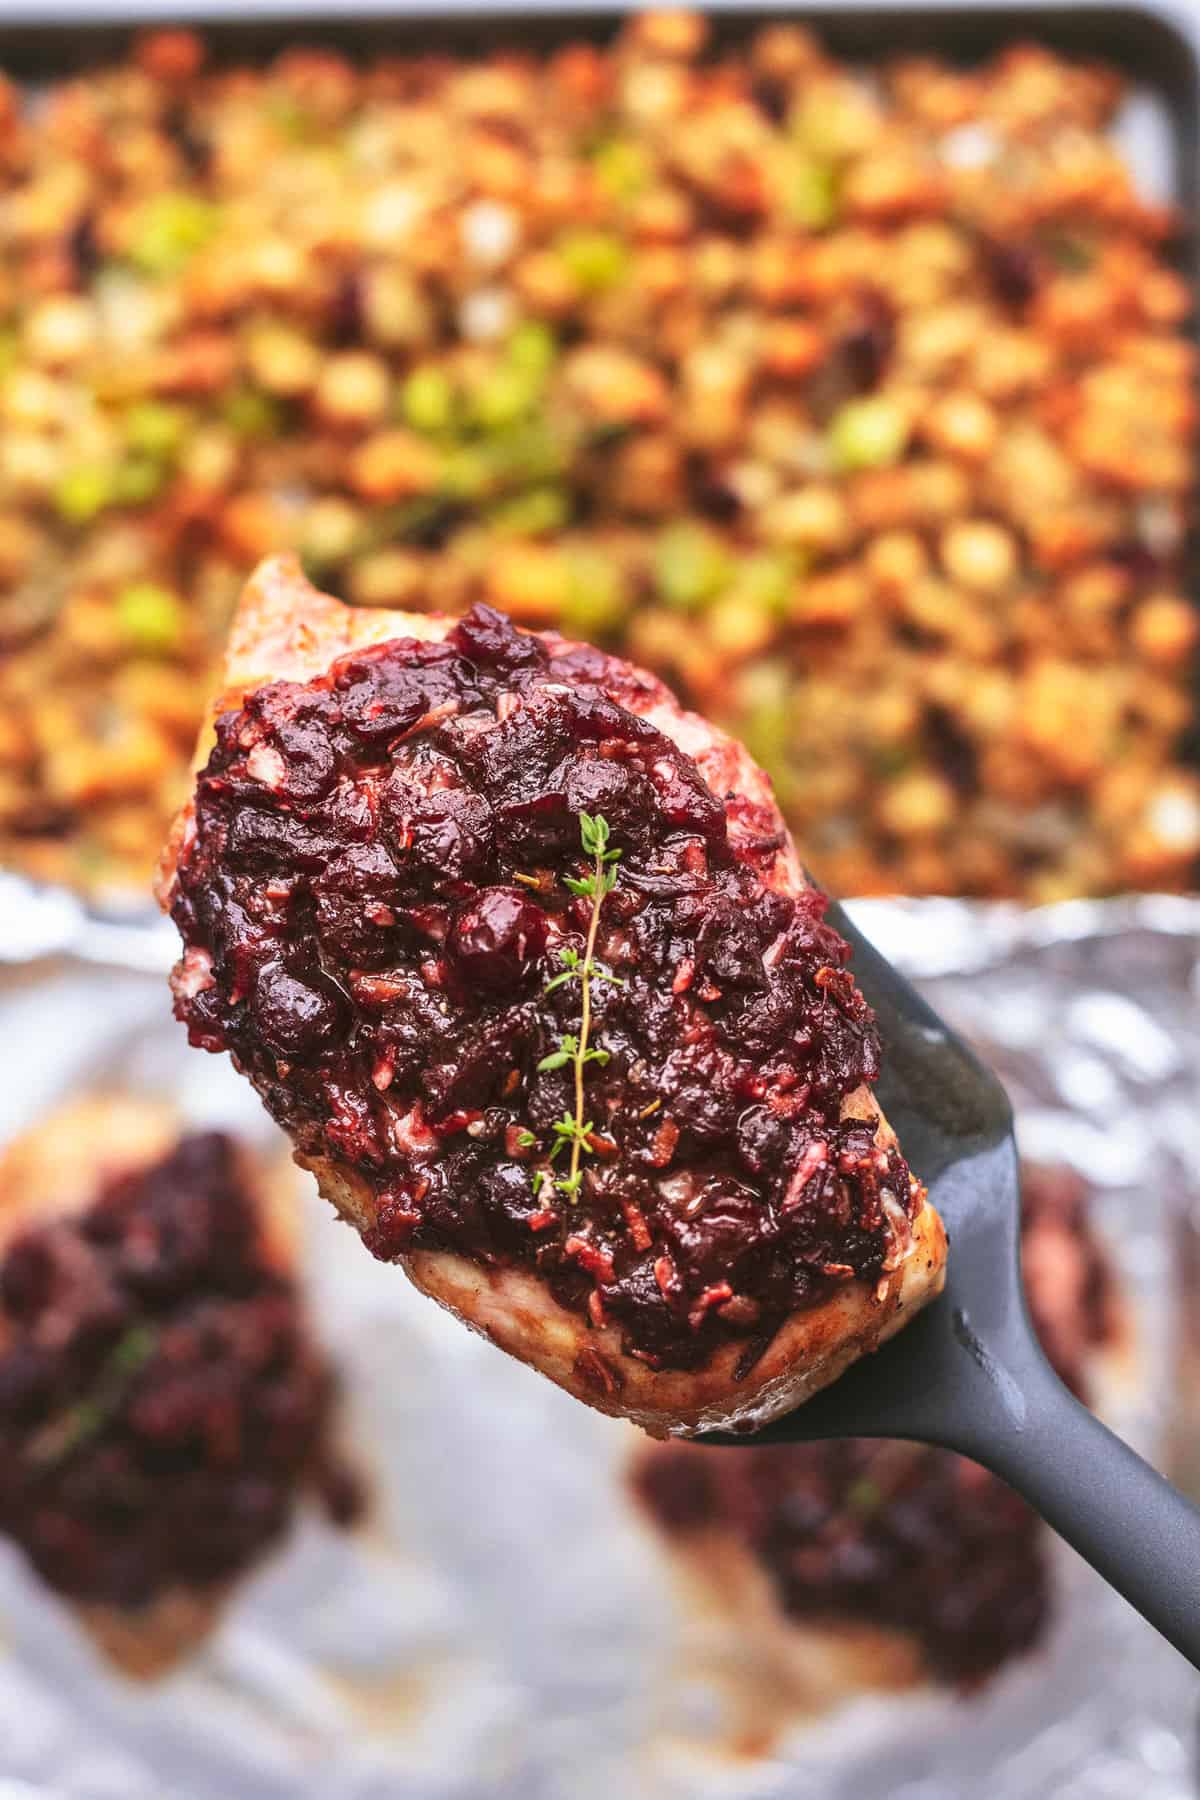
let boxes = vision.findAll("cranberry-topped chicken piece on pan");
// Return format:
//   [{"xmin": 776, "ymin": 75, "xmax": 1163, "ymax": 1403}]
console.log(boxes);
[
  {"xmin": 0, "ymin": 1096, "xmax": 358, "ymax": 1678},
  {"xmin": 631, "ymin": 1160, "xmax": 1126, "ymax": 1714},
  {"xmin": 159, "ymin": 555, "xmax": 945, "ymax": 1437}
]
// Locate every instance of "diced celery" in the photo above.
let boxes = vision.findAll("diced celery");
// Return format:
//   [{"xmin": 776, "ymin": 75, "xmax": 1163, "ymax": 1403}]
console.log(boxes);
[
  {"xmin": 1046, "ymin": 233, "xmax": 1094, "ymax": 273},
  {"xmin": 653, "ymin": 522, "xmax": 731, "ymax": 610},
  {"xmin": 591, "ymin": 137, "xmax": 651, "ymax": 202},
  {"xmin": 789, "ymin": 87, "xmax": 871, "ymax": 162},
  {"xmin": 488, "ymin": 422, "xmax": 567, "ymax": 487},
  {"xmin": 871, "ymin": 743, "xmax": 915, "ymax": 779},
  {"xmin": 268, "ymin": 96, "xmax": 317, "ymax": 143},
  {"xmin": 739, "ymin": 700, "xmax": 798, "ymax": 805},
  {"xmin": 222, "ymin": 387, "xmax": 285, "ymax": 440},
  {"xmin": 506, "ymin": 320, "xmax": 557, "ymax": 377},
  {"xmin": 828, "ymin": 396, "xmax": 909, "ymax": 472},
  {"xmin": 440, "ymin": 446, "xmax": 494, "ymax": 500},
  {"xmin": 557, "ymin": 230, "xmax": 630, "ymax": 294},
  {"xmin": 490, "ymin": 486, "xmax": 571, "ymax": 536},
  {"xmin": 401, "ymin": 366, "xmax": 455, "ymax": 435},
  {"xmin": 741, "ymin": 549, "xmax": 802, "ymax": 615},
  {"xmin": 440, "ymin": 423, "xmax": 566, "ymax": 500},
  {"xmin": 124, "ymin": 400, "xmax": 188, "ymax": 460},
  {"xmin": 115, "ymin": 582, "xmax": 184, "ymax": 654},
  {"xmin": 127, "ymin": 193, "xmax": 219, "ymax": 276},
  {"xmin": 54, "ymin": 464, "xmax": 113, "ymax": 524},
  {"xmin": 564, "ymin": 546, "xmax": 628, "ymax": 637},
  {"xmin": 113, "ymin": 457, "xmax": 168, "ymax": 505},
  {"xmin": 785, "ymin": 159, "xmax": 839, "ymax": 231},
  {"xmin": 470, "ymin": 364, "xmax": 538, "ymax": 432}
]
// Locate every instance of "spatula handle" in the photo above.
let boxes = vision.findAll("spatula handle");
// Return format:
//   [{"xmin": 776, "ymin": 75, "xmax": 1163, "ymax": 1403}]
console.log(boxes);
[{"xmin": 953, "ymin": 1347, "xmax": 1200, "ymax": 1670}]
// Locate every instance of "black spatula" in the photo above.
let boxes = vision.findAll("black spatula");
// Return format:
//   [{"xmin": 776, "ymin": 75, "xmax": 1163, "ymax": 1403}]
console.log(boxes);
[{"xmin": 705, "ymin": 903, "xmax": 1200, "ymax": 1671}]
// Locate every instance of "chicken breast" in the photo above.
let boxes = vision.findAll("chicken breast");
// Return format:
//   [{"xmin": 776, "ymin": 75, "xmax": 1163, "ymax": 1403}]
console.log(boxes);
[
  {"xmin": 160, "ymin": 555, "xmax": 946, "ymax": 1437},
  {"xmin": 0, "ymin": 1096, "xmax": 351, "ymax": 1678},
  {"xmin": 630, "ymin": 1159, "xmax": 1128, "ymax": 1732}
]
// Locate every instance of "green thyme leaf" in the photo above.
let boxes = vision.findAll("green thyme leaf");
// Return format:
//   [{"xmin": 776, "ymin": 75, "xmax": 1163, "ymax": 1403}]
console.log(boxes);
[
  {"xmin": 33, "ymin": 1324, "xmax": 158, "ymax": 1466},
  {"xmin": 591, "ymin": 964, "xmax": 626, "ymax": 988},
  {"xmin": 579, "ymin": 811, "xmax": 610, "ymax": 858},
  {"xmin": 111, "ymin": 1325, "xmax": 156, "ymax": 1375},
  {"xmin": 545, "ymin": 945, "xmax": 585, "ymax": 992},
  {"xmin": 846, "ymin": 1477, "xmax": 882, "ymax": 1516},
  {"xmin": 526, "ymin": 812, "xmax": 622, "ymax": 1208}
]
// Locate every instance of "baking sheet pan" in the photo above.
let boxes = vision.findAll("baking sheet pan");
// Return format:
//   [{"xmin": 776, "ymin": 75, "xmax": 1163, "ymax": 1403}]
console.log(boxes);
[
  {"xmin": 0, "ymin": 10, "xmax": 1197, "ymax": 1794},
  {"xmin": 0, "ymin": 923, "xmax": 1195, "ymax": 1798}
]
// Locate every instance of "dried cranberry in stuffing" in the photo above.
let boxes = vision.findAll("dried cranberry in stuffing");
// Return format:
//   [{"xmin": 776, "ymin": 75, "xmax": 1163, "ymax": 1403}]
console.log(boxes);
[{"xmin": 982, "ymin": 237, "xmax": 1040, "ymax": 309}]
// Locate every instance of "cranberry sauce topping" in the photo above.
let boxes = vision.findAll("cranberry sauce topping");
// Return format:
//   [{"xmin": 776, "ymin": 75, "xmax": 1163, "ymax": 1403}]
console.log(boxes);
[
  {"xmin": 635, "ymin": 1438, "xmax": 1047, "ymax": 1690},
  {"xmin": 170, "ymin": 603, "xmax": 920, "ymax": 1374},
  {"xmin": 633, "ymin": 1162, "xmax": 1117, "ymax": 1688},
  {"xmin": 0, "ymin": 1133, "xmax": 358, "ymax": 1612}
]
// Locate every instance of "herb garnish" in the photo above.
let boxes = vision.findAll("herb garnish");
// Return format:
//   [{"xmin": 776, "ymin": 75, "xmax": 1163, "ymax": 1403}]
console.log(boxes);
[
  {"xmin": 531, "ymin": 812, "xmax": 624, "ymax": 1202},
  {"xmin": 32, "ymin": 1324, "xmax": 158, "ymax": 1467}
]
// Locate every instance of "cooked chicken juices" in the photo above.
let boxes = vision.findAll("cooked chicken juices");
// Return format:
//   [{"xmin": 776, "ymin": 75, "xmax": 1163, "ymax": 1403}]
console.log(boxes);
[{"xmin": 164, "ymin": 557, "xmax": 944, "ymax": 1432}]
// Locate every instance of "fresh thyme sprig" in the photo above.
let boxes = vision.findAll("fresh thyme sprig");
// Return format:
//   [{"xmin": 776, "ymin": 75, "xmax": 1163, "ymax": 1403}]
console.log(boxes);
[
  {"xmin": 528, "ymin": 812, "xmax": 623, "ymax": 1203},
  {"xmin": 32, "ymin": 1324, "xmax": 158, "ymax": 1467}
]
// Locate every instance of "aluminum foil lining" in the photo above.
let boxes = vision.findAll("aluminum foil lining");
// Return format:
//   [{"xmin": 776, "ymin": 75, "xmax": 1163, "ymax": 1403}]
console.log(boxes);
[
  {"xmin": 4, "ymin": 864, "xmax": 1200, "ymax": 984},
  {"xmin": 0, "ymin": 48, "xmax": 1195, "ymax": 1790},
  {"xmin": 0, "ymin": 909, "xmax": 1195, "ymax": 1799}
]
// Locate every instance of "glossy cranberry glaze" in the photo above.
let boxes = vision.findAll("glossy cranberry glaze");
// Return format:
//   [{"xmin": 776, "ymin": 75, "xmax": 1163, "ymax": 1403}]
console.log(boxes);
[
  {"xmin": 634, "ymin": 1161, "xmax": 1119, "ymax": 1688},
  {"xmin": 635, "ymin": 1437, "xmax": 1047, "ymax": 1689},
  {"xmin": 0, "ymin": 1133, "xmax": 356, "ymax": 1612},
  {"xmin": 171, "ymin": 605, "xmax": 920, "ymax": 1373}
]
